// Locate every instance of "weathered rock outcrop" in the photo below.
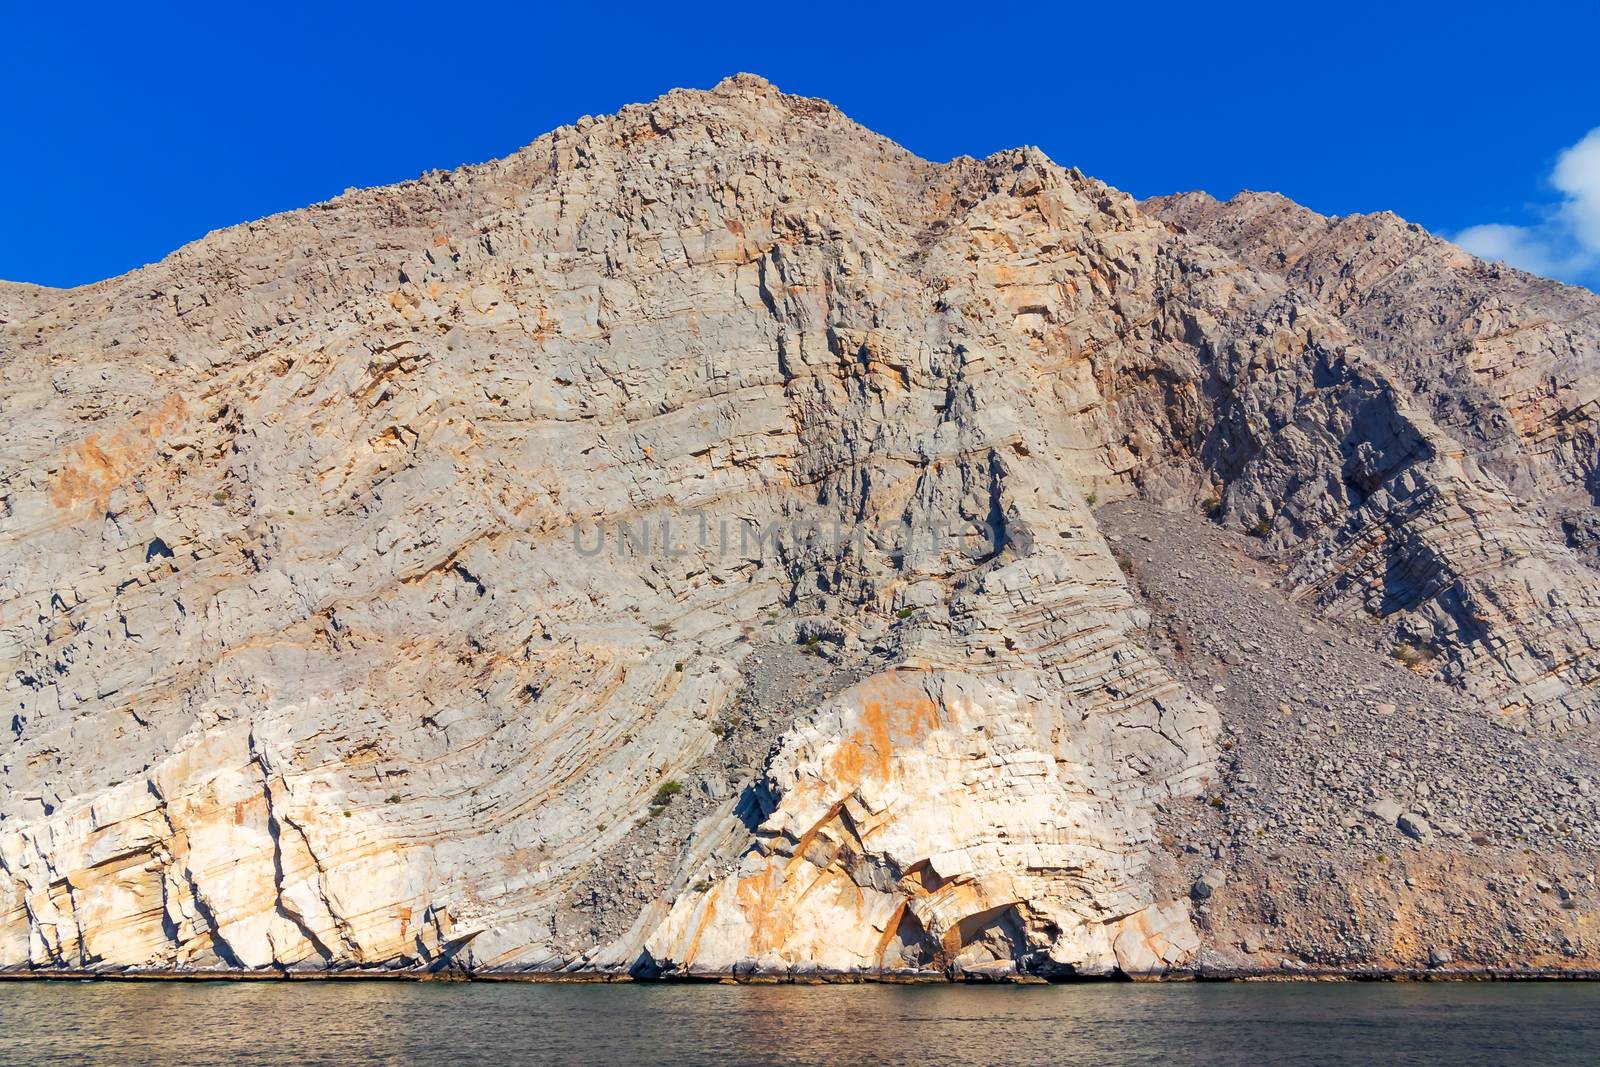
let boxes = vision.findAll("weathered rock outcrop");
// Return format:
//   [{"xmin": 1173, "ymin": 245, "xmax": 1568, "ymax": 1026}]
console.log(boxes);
[
  {"xmin": 1148, "ymin": 190, "xmax": 1600, "ymax": 504},
  {"xmin": 1149, "ymin": 192, "xmax": 1600, "ymax": 730},
  {"xmin": 0, "ymin": 76, "xmax": 1594, "ymax": 980}
]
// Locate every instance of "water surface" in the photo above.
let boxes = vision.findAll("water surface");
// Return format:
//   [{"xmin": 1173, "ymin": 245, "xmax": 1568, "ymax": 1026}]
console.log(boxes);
[{"xmin": 3, "ymin": 980, "xmax": 1595, "ymax": 1065}]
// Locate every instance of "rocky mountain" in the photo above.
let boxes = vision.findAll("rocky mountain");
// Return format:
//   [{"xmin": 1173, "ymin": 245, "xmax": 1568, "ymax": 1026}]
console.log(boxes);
[{"xmin": 1, "ymin": 75, "xmax": 1596, "ymax": 980}]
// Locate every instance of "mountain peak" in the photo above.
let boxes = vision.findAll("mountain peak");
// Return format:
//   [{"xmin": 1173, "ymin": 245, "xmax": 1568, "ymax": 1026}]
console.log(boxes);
[{"xmin": 711, "ymin": 71, "xmax": 780, "ymax": 94}]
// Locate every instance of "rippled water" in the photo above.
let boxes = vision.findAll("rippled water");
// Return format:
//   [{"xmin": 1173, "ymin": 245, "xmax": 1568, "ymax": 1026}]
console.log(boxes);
[{"xmin": 2, "ymin": 980, "xmax": 1596, "ymax": 1065}]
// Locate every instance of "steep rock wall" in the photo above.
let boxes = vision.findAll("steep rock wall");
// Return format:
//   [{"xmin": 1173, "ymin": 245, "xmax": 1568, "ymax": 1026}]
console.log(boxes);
[{"xmin": 0, "ymin": 76, "xmax": 1596, "ymax": 978}]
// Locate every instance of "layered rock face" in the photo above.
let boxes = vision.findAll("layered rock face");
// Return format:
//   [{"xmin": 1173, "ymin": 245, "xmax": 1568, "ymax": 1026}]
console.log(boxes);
[
  {"xmin": 1149, "ymin": 192, "xmax": 1600, "ymax": 730},
  {"xmin": 0, "ymin": 76, "xmax": 1594, "ymax": 979}
]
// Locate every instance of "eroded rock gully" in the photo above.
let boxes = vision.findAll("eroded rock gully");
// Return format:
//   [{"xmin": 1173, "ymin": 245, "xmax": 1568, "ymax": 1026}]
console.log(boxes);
[{"xmin": 0, "ymin": 75, "xmax": 1595, "ymax": 981}]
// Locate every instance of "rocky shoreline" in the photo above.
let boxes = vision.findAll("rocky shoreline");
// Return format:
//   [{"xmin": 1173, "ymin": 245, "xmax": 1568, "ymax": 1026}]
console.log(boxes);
[{"xmin": 5, "ymin": 964, "xmax": 1600, "ymax": 984}]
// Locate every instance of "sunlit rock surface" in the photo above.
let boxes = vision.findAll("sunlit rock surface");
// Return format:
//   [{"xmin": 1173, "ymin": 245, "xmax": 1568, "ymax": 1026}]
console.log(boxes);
[{"xmin": 1, "ymin": 76, "xmax": 1595, "ymax": 978}]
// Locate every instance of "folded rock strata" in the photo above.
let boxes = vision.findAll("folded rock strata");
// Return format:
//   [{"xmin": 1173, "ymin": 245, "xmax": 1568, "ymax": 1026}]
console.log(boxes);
[{"xmin": 0, "ymin": 75, "xmax": 1594, "ymax": 979}]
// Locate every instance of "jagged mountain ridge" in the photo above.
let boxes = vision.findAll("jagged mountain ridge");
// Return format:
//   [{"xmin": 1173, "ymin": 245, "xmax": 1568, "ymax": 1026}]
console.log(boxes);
[
  {"xmin": 0, "ymin": 75, "xmax": 1595, "ymax": 979},
  {"xmin": 1149, "ymin": 190, "xmax": 1600, "ymax": 504}
]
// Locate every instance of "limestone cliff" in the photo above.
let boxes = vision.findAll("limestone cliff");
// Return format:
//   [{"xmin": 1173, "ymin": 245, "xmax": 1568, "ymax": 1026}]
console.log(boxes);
[{"xmin": 0, "ymin": 76, "xmax": 1595, "ymax": 980}]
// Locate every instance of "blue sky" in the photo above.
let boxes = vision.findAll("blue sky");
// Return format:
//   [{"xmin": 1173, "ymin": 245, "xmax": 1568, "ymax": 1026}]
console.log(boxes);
[{"xmin": 4, "ymin": 1, "xmax": 1598, "ymax": 289}]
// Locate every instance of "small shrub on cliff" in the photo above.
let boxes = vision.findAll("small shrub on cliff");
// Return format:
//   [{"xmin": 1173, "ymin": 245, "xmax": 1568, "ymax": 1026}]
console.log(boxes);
[
  {"xmin": 1390, "ymin": 640, "xmax": 1436, "ymax": 668},
  {"xmin": 652, "ymin": 780, "xmax": 683, "ymax": 807}
]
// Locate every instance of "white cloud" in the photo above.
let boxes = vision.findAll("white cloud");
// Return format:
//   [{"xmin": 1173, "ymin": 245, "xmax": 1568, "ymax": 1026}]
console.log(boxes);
[
  {"xmin": 1553, "ymin": 128, "xmax": 1600, "ymax": 252},
  {"xmin": 1454, "ymin": 222, "xmax": 1569, "ymax": 276},
  {"xmin": 1453, "ymin": 127, "xmax": 1600, "ymax": 287}
]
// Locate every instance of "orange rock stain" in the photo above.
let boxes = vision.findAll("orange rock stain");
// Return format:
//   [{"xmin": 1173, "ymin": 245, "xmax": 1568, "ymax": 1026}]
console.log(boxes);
[{"xmin": 49, "ymin": 394, "xmax": 188, "ymax": 515}]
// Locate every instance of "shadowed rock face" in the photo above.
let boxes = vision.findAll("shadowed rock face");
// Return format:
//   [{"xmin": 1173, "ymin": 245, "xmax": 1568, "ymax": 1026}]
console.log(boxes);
[
  {"xmin": 1148, "ymin": 191, "xmax": 1600, "ymax": 731},
  {"xmin": 0, "ymin": 76, "xmax": 1594, "ymax": 980},
  {"xmin": 1147, "ymin": 190, "xmax": 1600, "ymax": 506}
]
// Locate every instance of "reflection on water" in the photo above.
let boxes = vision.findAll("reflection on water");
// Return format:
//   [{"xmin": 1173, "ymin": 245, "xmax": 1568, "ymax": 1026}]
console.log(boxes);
[{"xmin": 4, "ymin": 979, "xmax": 1597, "ymax": 1066}]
